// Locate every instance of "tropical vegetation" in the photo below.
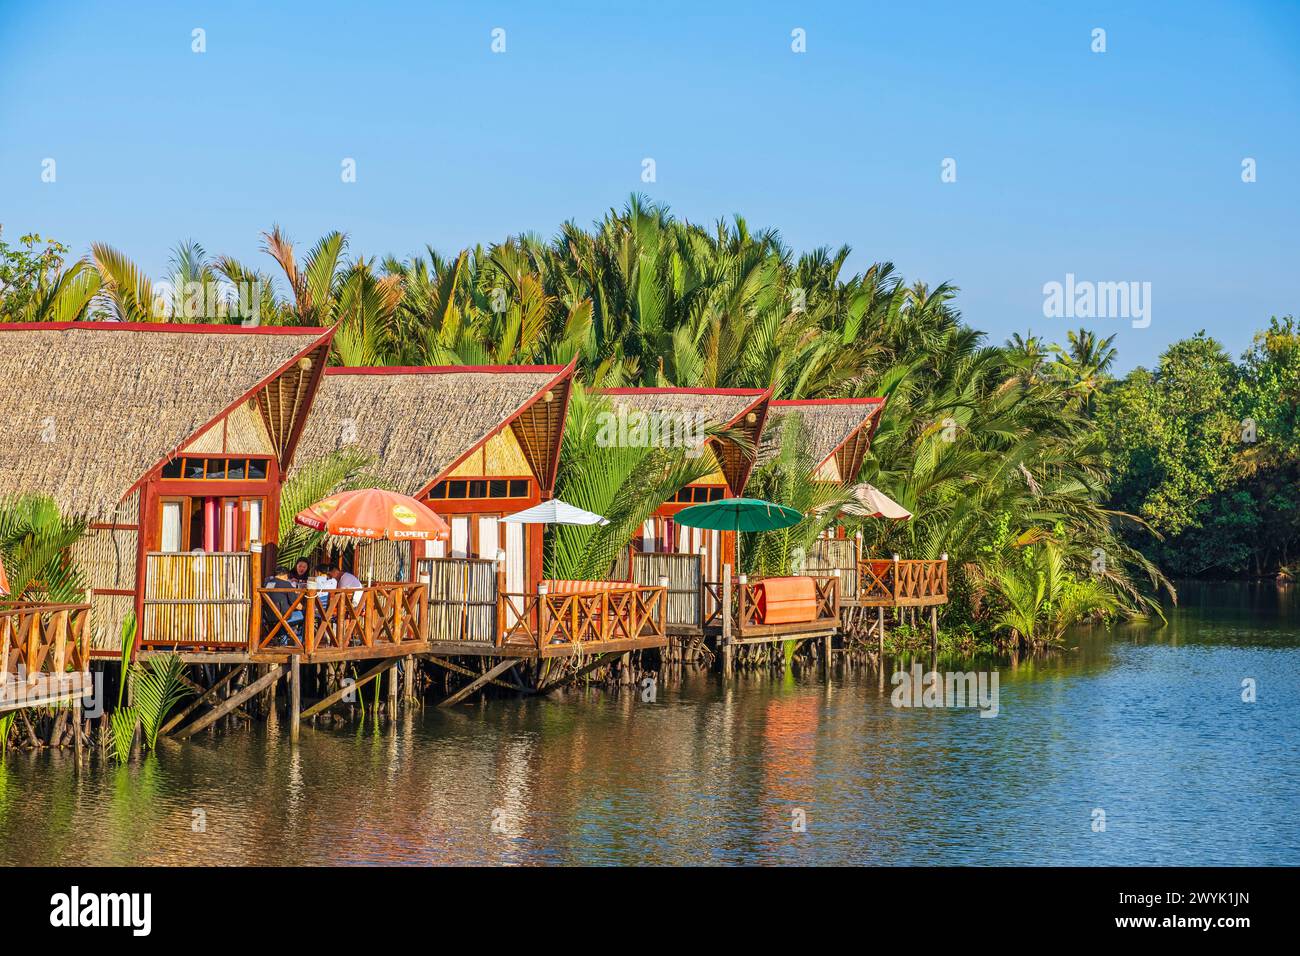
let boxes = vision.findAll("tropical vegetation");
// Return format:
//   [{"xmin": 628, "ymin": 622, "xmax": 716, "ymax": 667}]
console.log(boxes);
[{"xmin": 4, "ymin": 198, "xmax": 1295, "ymax": 648}]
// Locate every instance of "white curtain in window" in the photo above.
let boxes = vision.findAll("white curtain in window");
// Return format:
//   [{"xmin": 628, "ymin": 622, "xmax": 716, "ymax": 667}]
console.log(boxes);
[{"xmin": 161, "ymin": 501, "xmax": 183, "ymax": 552}]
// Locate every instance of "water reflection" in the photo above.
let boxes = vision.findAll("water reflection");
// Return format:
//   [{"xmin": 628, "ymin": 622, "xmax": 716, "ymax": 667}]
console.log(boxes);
[{"xmin": 1, "ymin": 582, "xmax": 1296, "ymax": 865}]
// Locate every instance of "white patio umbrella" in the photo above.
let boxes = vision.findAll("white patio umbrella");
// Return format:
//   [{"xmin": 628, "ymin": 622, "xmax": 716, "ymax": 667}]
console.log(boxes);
[
  {"xmin": 842, "ymin": 483, "xmax": 912, "ymax": 520},
  {"xmin": 502, "ymin": 498, "xmax": 609, "ymax": 526}
]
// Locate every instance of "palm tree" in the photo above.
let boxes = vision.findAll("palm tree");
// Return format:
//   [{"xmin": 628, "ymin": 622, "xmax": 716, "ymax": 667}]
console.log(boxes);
[{"xmin": 0, "ymin": 494, "xmax": 87, "ymax": 603}]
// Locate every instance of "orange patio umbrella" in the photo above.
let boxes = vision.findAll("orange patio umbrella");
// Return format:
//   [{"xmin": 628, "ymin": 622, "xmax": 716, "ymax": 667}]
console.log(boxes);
[{"xmin": 294, "ymin": 488, "xmax": 450, "ymax": 584}]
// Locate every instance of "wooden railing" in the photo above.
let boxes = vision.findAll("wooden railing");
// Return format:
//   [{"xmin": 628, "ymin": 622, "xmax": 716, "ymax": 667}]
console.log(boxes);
[
  {"xmin": 499, "ymin": 585, "xmax": 666, "ymax": 651},
  {"xmin": 856, "ymin": 558, "xmax": 948, "ymax": 607},
  {"xmin": 253, "ymin": 583, "xmax": 428, "ymax": 656},
  {"xmin": 0, "ymin": 602, "xmax": 92, "ymax": 688},
  {"xmin": 141, "ymin": 551, "xmax": 251, "ymax": 648},
  {"xmin": 734, "ymin": 576, "xmax": 840, "ymax": 635}
]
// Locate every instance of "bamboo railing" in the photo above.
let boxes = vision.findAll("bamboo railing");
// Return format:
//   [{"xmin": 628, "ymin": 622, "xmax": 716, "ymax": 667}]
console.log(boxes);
[
  {"xmin": 0, "ymin": 602, "xmax": 92, "ymax": 705},
  {"xmin": 253, "ymin": 583, "xmax": 428, "ymax": 656}
]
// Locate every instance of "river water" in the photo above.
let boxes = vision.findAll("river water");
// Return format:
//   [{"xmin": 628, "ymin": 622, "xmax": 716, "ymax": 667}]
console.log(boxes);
[{"xmin": 2, "ymin": 581, "xmax": 1296, "ymax": 865}]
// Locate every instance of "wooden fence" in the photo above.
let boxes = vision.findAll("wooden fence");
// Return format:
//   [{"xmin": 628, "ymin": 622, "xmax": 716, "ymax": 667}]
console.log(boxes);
[
  {"xmin": 141, "ymin": 552, "xmax": 251, "ymax": 649},
  {"xmin": 856, "ymin": 559, "xmax": 948, "ymax": 607},
  {"xmin": 500, "ymin": 584, "xmax": 666, "ymax": 651}
]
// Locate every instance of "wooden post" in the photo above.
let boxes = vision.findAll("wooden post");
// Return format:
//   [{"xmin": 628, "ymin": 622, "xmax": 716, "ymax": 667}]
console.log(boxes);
[
  {"xmin": 537, "ymin": 583, "xmax": 549, "ymax": 652},
  {"xmin": 721, "ymin": 564, "xmax": 733, "ymax": 678},
  {"xmin": 877, "ymin": 606, "xmax": 885, "ymax": 658},
  {"xmin": 387, "ymin": 651, "xmax": 398, "ymax": 713},
  {"xmin": 289, "ymin": 656, "xmax": 301, "ymax": 741},
  {"xmin": 930, "ymin": 605, "xmax": 939, "ymax": 656},
  {"xmin": 403, "ymin": 654, "xmax": 416, "ymax": 704},
  {"xmin": 248, "ymin": 543, "xmax": 263, "ymax": 653}
]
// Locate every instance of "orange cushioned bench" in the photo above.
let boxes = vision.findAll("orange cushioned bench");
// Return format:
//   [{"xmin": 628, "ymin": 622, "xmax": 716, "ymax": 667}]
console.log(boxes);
[
  {"xmin": 753, "ymin": 576, "xmax": 818, "ymax": 624},
  {"xmin": 541, "ymin": 579, "xmax": 633, "ymax": 594}
]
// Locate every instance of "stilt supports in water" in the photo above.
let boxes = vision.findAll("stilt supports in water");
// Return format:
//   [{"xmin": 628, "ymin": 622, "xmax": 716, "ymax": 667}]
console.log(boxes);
[
  {"xmin": 301, "ymin": 658, "xmax": 396, "ymax": 720},
  {"xmin": 174, "ymin": 665, "xmax": 284, "ymax": 740},
  {"xmin": 289, "ymin": 657, "xmax": 301, "ymax": 742},
  {"xmin": 438, "ymin": 658, "xmax": 521, "ymax": 708}
]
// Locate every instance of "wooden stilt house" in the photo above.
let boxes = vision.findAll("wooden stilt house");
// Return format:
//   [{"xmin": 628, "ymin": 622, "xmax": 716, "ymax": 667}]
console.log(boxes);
[{"xmin": 0, "ymin": 321, "xmax": 333, "ymax": 657}]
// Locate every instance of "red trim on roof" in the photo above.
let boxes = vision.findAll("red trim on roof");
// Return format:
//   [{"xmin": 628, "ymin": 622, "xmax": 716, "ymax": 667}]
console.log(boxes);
[
  {"xmin": 325, "ymin": 364, "xmax": 567, "ymax": 376},
  {"xmin": 601, "ymin": 387, "xmax": 768, "ymax": 396},
  {"xmin": 0, "ymin": 321, "xmax": 330, "ymax": 335},
  {"xmin": 770, "ymin": 397, "xmax": 886, "ymax": 406},
  {"xmin": 119, "ymin": 327, "xmax": 337, "ymax": 503}
]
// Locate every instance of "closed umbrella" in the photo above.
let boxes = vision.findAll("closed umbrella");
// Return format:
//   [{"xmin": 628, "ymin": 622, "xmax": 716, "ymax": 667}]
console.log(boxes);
[{"xmin": 294, "ymin": 488, "xmax": 450, "ymax": 585}]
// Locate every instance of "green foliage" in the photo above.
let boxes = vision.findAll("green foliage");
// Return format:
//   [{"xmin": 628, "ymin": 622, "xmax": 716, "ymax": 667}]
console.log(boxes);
[
  {"xmin": 1100, "ymin": 321, "xmax": 1300, "ymax": 577},
  {"xmin": 0, "ymin": 232, "xmax": 100, "ymax": 323},
  {"xmin": 981, "ymin": 540, "xmax": 1118, "ymax": 647},
  {"xmin": 276, "ymin": 449, "xmax": 383, "ymax": 566},
  {"xmin": 548, "ymin": 386, "xmax": 723, "ymax": 579},
  {"xmin": 132, "ymin": 655, "xmax": 190, "ymax": 751},
  {"xmin": 0, "ymin": 494, "xmax": 87, "ymax": 602}
]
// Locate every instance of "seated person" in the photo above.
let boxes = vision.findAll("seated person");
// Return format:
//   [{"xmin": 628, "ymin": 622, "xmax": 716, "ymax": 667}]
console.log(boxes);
[
  {"xmin": 289, "ymin": 558, "xmax": 312, "ymax": 587},
  {"xmin": 263, "ymin": 568, "xmax": 306, "ymax": 646}
]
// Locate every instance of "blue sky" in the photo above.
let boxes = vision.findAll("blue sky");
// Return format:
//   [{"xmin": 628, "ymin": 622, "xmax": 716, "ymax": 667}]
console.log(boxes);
[{"xmin": 2, "ymin": 0, "xmax": 1297, "ymax": 370}]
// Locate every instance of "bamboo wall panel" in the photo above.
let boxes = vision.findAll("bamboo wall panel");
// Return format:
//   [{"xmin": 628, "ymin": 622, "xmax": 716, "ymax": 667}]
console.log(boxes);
[
  {"xmin": 181, "ymin": 421, "xmax": 223, "ymax": 453},
  {"xmin": 72, "ymin": 528, "xmax": 139, "ymax": 591},
  {"xmin": 89, "ymin": 594, "xmax": 135, "ymax": 652},
  {"xmin": 354, "ymin": 540, "xmax": 409, "ymax": 583},
  {"xmin": 808, "ymin": 538, "xmax": 858, "ymax": 600},
  {"xmin": 631, "ymin": 552, "xmax": 702, "ymax": 629},
  {"xmin": 142, "ymin": 552, "xmax": 250, "ymax": 647},
  {"xmin": 417, "ymin": 557, "xmax": 497, "ymax": 643}
]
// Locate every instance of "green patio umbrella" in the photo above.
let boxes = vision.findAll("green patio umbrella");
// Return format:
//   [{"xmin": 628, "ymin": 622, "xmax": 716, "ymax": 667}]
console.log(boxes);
[{"xmin": 673, "ymin": 497, "xmax": 803, "ymax": 575}]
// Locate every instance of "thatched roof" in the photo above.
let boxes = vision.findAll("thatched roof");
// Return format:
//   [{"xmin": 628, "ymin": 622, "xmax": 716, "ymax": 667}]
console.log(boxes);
[
  {"xmin": 762, "ymin": 398, "xmax": 885, "ymax": 482},
  {"xmin": 0, "ymin": 322, "xmax": 333, "ymax": 518},
  {"xmin": 296, "ymin": 362, "xmax": 576, "ymax": 496},
  {"xmin": 599, "ymin": 387, "xmax": 771, "ymax": 493}
]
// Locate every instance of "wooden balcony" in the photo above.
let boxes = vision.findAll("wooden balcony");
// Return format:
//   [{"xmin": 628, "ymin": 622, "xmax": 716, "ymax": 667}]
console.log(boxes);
[
  {"xmin": 854, "ymin": 559, "xmax": 948, "ymax": 607},
  {"xmin": 704, "ymin": 575, "xmax": 840, "ymax": 641},
  {"xmin": 498, "ymin": 583, "xmax": 667, "ymax": 657},
  {"xmin": 252, "ymin": 583, "xmax": 429, "ymax": 662},
  {"xmin": 0, "ymin": 601, "xmax": 92, "ymax": 712}
]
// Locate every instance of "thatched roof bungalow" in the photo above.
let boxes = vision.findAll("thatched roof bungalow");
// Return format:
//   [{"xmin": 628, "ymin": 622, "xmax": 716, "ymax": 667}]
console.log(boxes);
[
  {"xmin": 0, "ymin": 321, "xmax": 334, "ymax": 652},
  {"xmin": 761, "ymin": 398, "xmax": 885, "ymax": 483},
  {"xmin": 597, "ymin": 387, "xmax": 771, "ymax": 580},
  {"xmin": 295, "ymin": 360, "xmax": 576, "ymax": 594}
]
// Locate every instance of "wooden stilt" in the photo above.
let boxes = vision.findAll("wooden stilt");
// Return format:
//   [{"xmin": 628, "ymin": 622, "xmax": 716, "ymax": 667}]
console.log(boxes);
[
  {"xmin": 424, "ymin": 655, "xmax": 520, "ymax": 692},
  {"xmin": 403, "ymin": 655, "xmax": 416, "ymax": 703},
  {"xmin": 877, "ymin": 607, "xmax": 885, "ymax": 657},
  {"xmin": 930, "ymin": 606, "xmax": 938, "ymax": 656},
  {"xmin": 534, "ymin": 652, "xmax": 622, "ymax": 695},
  {"xmin": 387, "ymin": 657, "xmax": 398, "ymax": 714},
  {"xmin": 721, "ymin": 564, "xmax": 734, "ymax": 679},
  {"xmin": 174, "ymin": 665, "xmax": 284, "ymax": 740},
  {"xmin": 162, "ymin": 666, "xmax": 248, "ymax": 736},
  {"xmin": 289, "ymin": 656, "xmax": 301, "ymax": 742},
  {"xmin": 301, "ymin": 659, "xmax": 397, "ymax": 720},
  {"xmin": 439, "ymin": 658, "xmax": 521, "ymax": 708},
  {"xmin": 823, "ymin": 633, "xmax": 833, "ymax": 677}
]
